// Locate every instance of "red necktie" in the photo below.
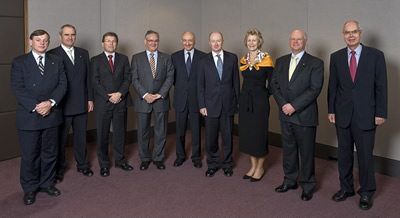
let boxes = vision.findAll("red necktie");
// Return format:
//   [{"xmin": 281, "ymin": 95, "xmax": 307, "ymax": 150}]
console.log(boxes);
[
  {"xmin": 349, "ymin": 50, "xmax": 356, "ymax": 82},
  {"xmin": 108, "ymin": 55, "xmax": 114, "ymax": 73}
]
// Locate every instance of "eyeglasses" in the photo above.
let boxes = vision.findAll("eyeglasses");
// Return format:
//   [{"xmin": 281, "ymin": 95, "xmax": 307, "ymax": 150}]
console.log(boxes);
[
  {"xmin": 343, "ymin": 29, "xmax": 361, "ymax": 36},
  {"xmin": 104, "ymin": 40, "xmax": 117, "ymax": 44},
  {"xmin": 146, "ymin": 39, "xmax": 159, "ymax": 43}
]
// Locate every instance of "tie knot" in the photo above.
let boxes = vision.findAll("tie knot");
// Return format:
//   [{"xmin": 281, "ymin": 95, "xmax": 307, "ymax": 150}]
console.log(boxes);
[
  {"xmin": 351, "ymin": 50, "xmax": 356, "ymax": 55},
  {"xmin": 216, "ymin": 54, "xmax": 220, "ymax": 58},
  {"xmin": 292, "ymin": 55, "xmax": 298, "ymax": 60},
  {"xmin": 150, "ymin": 53, "xmax": 154, "ymax": 57},
  {"xmin": 39, "ymin": 56, "xmax": 43, "ymax": 61},
  {"xmin": 108, "ymin": 55, "xmax": 113, "ymax": 59}
]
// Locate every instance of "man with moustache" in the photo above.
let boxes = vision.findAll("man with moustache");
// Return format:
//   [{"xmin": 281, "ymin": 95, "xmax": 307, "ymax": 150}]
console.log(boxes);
[
  {"xmin": 48, "ymin": 24, "xmax": 94, "ymax": 183},
  {"xmin": 171, "ymin": 32, "xmax": 206, "ymax": 168},
  {"xmin": 328, "ymin": 20, "xmax": 388, "ymax": 210},
  {"xmin": 131, "ymin": 30, "xmax": 174, "ymax": 171},
  {"xmin": 270, "ymin": 29, "xmax": 324, "ymax": 201},
  {"xmin": 11, "ymin": 29, "xmax": 67, "ymax": 205},
  {"xmin": 197, "ymin": 32, "xmax": 240, "ymax": 177}
]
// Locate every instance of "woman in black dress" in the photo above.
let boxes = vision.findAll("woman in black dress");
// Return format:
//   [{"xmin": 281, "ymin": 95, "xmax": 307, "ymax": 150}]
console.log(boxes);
[{"xmin": 239, "ymin": 28, "xmax": 274, "ymax": 182}]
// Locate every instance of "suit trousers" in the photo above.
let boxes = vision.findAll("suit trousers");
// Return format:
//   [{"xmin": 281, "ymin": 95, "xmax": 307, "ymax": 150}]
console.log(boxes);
[
  {"xmin": 137, "ymin": 111, "xmax": 168, "ymax": 162},
  {"xmin": 336, "ymin": 115, "xmax": 376, "ymax": 197},
  {"xmin": 175, "ymin": 105, "xmax": 202, "ymax": 161},
  {"xmin": 96, "ymin": 108, "xmax": 127, "ymax": 168},
  {"xmin": 18, "ymin": 126, "xmax": 59, "ymax": 193},
  {"xmin": 280, "ymin": 121, "xmax": 316, "ymax": 193},
  {"xmin": 57, "ymin": 113, "xmax": 89, "ymax": 174},
  {"xmin": 204, "ymin": 113, "xmax": 234, "ymax": 169}
]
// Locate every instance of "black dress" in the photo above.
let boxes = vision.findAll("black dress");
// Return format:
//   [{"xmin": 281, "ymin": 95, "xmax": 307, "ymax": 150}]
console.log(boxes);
[{"xmin": 239, "ymin": 65, "xmax": 273, "ymax": 157}]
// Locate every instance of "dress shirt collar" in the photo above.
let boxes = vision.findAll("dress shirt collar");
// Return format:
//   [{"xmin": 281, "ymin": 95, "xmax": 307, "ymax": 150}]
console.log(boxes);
[
  {"xmin": 185, "ymin": 49, "xmax": 194, "ymax": 63},
  {"xmin": 32, "ymin": 51, "xmax": 46, "ymax": 65},
  {"xmin": 291, "ymin": 50, "xmax": 305, "ymax": 63}
]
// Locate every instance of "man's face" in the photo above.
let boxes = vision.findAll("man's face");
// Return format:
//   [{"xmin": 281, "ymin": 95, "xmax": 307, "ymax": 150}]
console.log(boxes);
[
  {"xmin": 209, "ymin": 32, "xmax": 223, "ymax": 53},
  {"xmin": 289, "ymin": 30, "xmax": 307, "ymax": 54},
  {"xmin": 59, "ymin": 26, "xmax": 76, "ymax": 48},
  {"xmin": 144, "ymin": 33, "xmax": 159, "ymax": 53},
  {"xmin": 30, "ymin": 34, "xmax": 49, "ymax": 55},
  {"xmin": 102, "ymin": 36, "xmax": 118, "ymax": 53},
  {"xmin": 182, "ymin": 32, "xmax": 196, "ymax": 51},
  {"xmin": 342, "ymin": 21, "xmax": 362, "ymax": 50}
]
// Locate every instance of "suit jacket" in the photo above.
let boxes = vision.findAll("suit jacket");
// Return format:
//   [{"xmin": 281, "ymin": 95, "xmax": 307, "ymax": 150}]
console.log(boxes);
[
  {"xmin": 197, "ymin": 50, "xmax": 240, "ymax": 117},
  {"xmin": 48, "ymin": 46, "xmax": 93, "ymax": 115},
  {"xmin": 91, "ymin": 52, "xmax": 133, "ymax": 112},
  {"xmin": 131, "ymin": 51, "xmax": 174, "ymax": 113},
  {"xmin": 270, "ymin": 52, "xmax": 324, "ymax": 127},
  {"xmin": 328, "ymin": 45, "xmax": 388, "ymax": 130},
  {"xmin": 171, "ymin": 49, "xmax": 206, "ymax": 112},
  {"xmin": 11, "ymin": 52, "xmax": 67, "ymax": 130}
]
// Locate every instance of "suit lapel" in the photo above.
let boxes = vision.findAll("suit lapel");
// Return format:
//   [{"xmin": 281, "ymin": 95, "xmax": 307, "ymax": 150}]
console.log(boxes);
[
  {"xmin": 282, "ymin": 55, "xmax": 291, "ymax": 83},
  {"xmin": 340, "ymin": 48, "xmax": 353, "ymax": 84},
  {"xmin": 354, "ymin": 46, "xmax": 367, "ymax": 84},
  {"xmin": 101, "ymin": 53, "xmax": 113, "ymax": 74},
  {"xmin": 208, "ymin": 53, "xmax": 220, "ymax": 80},
  {"xmin": 289, "ymin": 53, "xmax": 308, "ymax": 84}
]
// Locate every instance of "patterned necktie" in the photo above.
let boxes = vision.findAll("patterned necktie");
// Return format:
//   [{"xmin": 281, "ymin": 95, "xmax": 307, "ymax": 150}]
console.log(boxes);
[
  {"xmin": 186, "ymin": 52, "xmax": 191, "ymax": 76},
  {"xmin": 216, "ymin": 54, "xmax": 223, "ymax": 80},
  {"xmin": 150, "ymin": 53, "xmax": 156, "ymax": 78},
  {"xmin": 38, "ymin": 56, "xmax": 44, "ymax": 75},
  {"xmin": 349, "ymin": 50, "xmax": 357, "ymax": 82},
  {"xmin": 288, "ymin": 55, "xmax": 298, "ymax": 81},
  {"xmin": 68, "ymin": 49, "xmax": 74, "ymax": 64},
  {"xmin": 108, "ymin": 55, "xmax": 114, "ymax": 73}
]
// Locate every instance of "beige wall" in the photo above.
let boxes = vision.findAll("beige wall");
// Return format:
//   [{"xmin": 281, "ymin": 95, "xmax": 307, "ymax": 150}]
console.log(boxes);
[{"xmin": 24, "ymin": 0, "xmax": 400, "ymax": 161}]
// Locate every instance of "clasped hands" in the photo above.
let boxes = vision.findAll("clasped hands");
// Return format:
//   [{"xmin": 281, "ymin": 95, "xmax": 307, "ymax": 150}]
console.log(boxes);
[
  {"xmin": 108, "ymin": 92, "xmax": 122, "ymax": 104},
  {"xmin": 35, "ymin": 101, "xmax": 52, "ymax": 117},
  {"xmin": 282, "ymin": 103, "xmax": 295, "ymax": 116},
  {"xmin": 144, "ymin": 93, "xmax": 161, "ymax": 104}
]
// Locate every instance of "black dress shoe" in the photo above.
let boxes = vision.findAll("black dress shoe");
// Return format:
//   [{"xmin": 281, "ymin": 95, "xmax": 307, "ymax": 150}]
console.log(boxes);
[
  {"xmin": 100, "ymin": 167, "xmax": 110, "ymax": 177},
  {"xmin": 116, "ymin": 163, "xmax": 134, "ymax": 171},
  {"xmin": 301, "ymin": 191, "xmax": 313, "ymax": 201},
  {"xmin": 153, "ymin": 161, "xmax": 166, "ymax": 170},
  {"xmin": 359, "ymin": 195, "xmax": 373, "ymax": 210},
  {"xmin": 140, "ymin": 161, "xmax": 150, "ymax": 171},
  {"xmin": 173, "ymin": 158, "xmax": 185, "ymax": 167},
  {"xmin": 205, "ymin": 168, "xmax": 218, "ymax": 177},
  {"xmin": 77, "ymin": 167, "xmax": 94, "ymax": 176},
  {"xmin": 275, "ymin": 183, "xmax": 298, "ymax": 193},
  {"xmin": 23, "ymin": 192, "xmax": 36, "ymax": 205},
  {"xmin": 40, "ymin": 186, "xmax": 61, "ymax": 196},
  {"xmin": 193, "ymin": 160, "xmax": 202, "ymax": 168},
  {"xmin": 54, "ymin": 173, "xmax": 64, "ymax": 184},
  {"xmin": 243, "ymin": 174, "xmax": 252, "ymax": 180},
  {"xmin": 223, "ymin": 168, "xmax": 233, "ymax": 177},
  {"xmin": 332, "ymin": 190, "xmax": 355, "ymax": 202}
]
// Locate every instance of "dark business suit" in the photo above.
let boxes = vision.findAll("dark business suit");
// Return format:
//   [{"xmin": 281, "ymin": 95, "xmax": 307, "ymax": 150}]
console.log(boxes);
[
  {"xmin": 197, "ymin": 51, "xmax": 240, "ymax": 169},
  {"xmin": 171, "ymin": 49, "xmax": 206, "ymax": 162},
  {"xmin": 91, "ymin": 52, "xmax": 133, "ymax": 168},
  {"xmin": 328, "ymin": 45, "xmax": 387, "ymax": 197},
  {"xmin": 131, "ymin": 51, "xmax": 174, "ymax": 162},
  {"xmin": 48, "ymin": 46, "xmax": 93, "ymax": 173},
  {"xmin": 270, "ymin": 52, "xmax": 324, "ymax": 193},
  {"xmin": 11, "ymin": 52, "xmax": 67, "ymax": 192}
]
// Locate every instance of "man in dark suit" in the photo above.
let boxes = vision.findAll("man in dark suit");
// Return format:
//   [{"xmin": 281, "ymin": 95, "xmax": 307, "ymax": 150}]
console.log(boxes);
[
  {"xmin": 11, "ymin": 29, "xmax": 67, "ymax": 205},
  {"xmin": 91, "ymin": 32, "xmax": 134, "ymax": 177},
  {"xmin": 328, "ymin": 20, "xmax": 388, "ymax": 210},
  {"xmin": 171, "ymin": 32, "xmax": 206, "ymax": 168},
  {"xmin": 197, "ymin": 32, "xmax": 240, "ymax": 177},
  {"xmin": 131, "ymin": 30, "xmax": 174, "ymax": 171},
  {"xmin": 270, "ymin": 29, "xmax": 324, "ymax": 201},
  {"xmin": 48, "ymin": 24, "xmax": 94, "ymax": 183}
]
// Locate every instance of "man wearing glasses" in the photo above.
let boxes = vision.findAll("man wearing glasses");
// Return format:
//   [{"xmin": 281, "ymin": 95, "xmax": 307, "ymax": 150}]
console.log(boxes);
[
  {"xmin": 328, "ymin": 20, "xmax": 388, "ymax": 210},
  {"xmin": 131, "ymin": 30, "xmax": 174, "ymax": 171}
]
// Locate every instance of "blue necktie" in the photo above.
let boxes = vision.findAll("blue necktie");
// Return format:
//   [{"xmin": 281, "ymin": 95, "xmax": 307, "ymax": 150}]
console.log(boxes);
[
  {"xmin": 38, "ymin": 56, "xmax": 44, "ymax": 75},
  {"xmin": 186, "ymin": 52, "xmax": 191, "ymax": 76},
  {"xmin": 216, "ymin": 54, "xmax": 222, "ymax": 80}
]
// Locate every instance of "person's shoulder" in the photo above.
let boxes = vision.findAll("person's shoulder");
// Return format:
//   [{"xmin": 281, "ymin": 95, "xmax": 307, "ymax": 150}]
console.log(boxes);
[
  {"xmin": 305, "ymin": 52, "xmax": 323, "ymax": 63},
  {"xmin": 276, "ymin": 53, "xmax": 291, "ymax": 62},
  {"xmin": 194, "ymin": 49, "xmax": 207, "ymax": 57},
  {"xmin": 116, "ymin": 52, "xmax": 128, "ymax": 59},
  {"xmin": 171, "ymin": 49, "xmax": 183, "ymax": 57},
  {"xmin": 47, "ymin": 52, "xmax": 63, "ymax": 62},
  {"xmin": 74, "ymin": 46, "xmax": 89, "ymax": 54},
  {"xmin": 158, "ymin": 51, "xmax": 171, "ymax": 58},
  {"xmin": 47, "ymin": 46, "xmax": 61, "ymax": 54},
  {"xmin": 331, "ymin": 47, "xmax": 347, "ymax": 57},
  {"xmin": 362, "ymin": 45, "xmax": 384, "ymax": 55}
]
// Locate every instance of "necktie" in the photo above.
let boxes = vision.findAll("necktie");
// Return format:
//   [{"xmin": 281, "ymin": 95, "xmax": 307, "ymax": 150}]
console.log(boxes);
[
  {"xmin": 150, "ymin": 53, "xmax": 156, "ymax": 78},
  {"xmin": 38, "ymin": 56, "xmax": 44, "ymax": 75},
  {"xmin": 288, "ymin": 55, "xmax": 298, "ymax": 81},
  {"xmin": 350, "ymin": 50, "xmax": 357, "ymax": 82},
  {"xmin": 216, "ymin": 54, "xmax": 223, "ymax": 80},
  {"xmin": 108, "ymin": 55, "xmax": 114, "ymax": 73},
  {"xmin": 186, "ymin": 52, "xmax": 191, "ymax": 76},
  {"xmin": 68, "ymin": 49, "xmax": 74, "ymax": 64}
]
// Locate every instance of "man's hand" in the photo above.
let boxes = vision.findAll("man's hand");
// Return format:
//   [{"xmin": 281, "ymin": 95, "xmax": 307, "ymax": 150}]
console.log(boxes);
[
  {"xmin": 200, "ymin": 108, "xmax": 208, "ymax": 116},
  {"xmin": 282, "ymin": 103, "xmax": 295, "ymax": 116},
  {"xmin": 375, "ymin": 117, "xmax": 385, "ymax": 126},
  {"xmin": 35, "ymin": 101, "xmax": 52, "ymax": 117},
  {"xmin": 328, "ymin": 113, "xmax": 335, "ymax": 123},
  {"xmin": 108, "ymin": 92, "xmax": 122, "ymax": 104},
  {"xmin": 88, "ymin": 101, "xmax": 94, "ymax": 112},
  {"xmin": 144, "ymin": 94, "xmax": 156, "ymax": 104}
]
